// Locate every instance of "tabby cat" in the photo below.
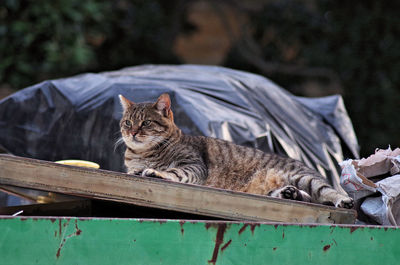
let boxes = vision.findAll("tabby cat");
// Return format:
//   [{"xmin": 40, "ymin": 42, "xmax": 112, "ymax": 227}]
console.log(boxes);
[{"xmin": 118, "ymin": 93, "xmax": 353, "ymax": 208}]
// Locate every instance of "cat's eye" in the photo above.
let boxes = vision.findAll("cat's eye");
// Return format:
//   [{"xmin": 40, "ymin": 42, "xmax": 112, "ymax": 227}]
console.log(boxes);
[
  {"xmin": 124, "ymin": 120, "xmax": 132, "ymax": 127},
  {"xmin": 142, "ymin": 120, "xmax": 152, "ymax": 126}
]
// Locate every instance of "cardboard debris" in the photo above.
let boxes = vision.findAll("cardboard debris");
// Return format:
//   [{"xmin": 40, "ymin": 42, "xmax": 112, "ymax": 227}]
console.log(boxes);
[
  {"xmin": 340, "ymin": 147, "xmax": 400, "ymax": 226},
  {"xmin": 357, "ymin": 147, "xmax": 400, "ymax": 177},
  {"xmin": 339, "ymin": 160, "xmax": 377, "ymax": 201}
]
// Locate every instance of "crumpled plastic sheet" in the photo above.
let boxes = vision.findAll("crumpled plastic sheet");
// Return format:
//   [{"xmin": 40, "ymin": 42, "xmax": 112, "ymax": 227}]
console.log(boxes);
[{"xmin": 0, "ymin": 65, "xmax": 359, "ymax": 191}]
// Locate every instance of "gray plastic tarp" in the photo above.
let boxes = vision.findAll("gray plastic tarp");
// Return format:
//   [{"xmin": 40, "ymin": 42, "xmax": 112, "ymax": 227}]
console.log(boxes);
[{"xmin": 0, "ymin": 65, "xmax": 359, "ymax": 190}]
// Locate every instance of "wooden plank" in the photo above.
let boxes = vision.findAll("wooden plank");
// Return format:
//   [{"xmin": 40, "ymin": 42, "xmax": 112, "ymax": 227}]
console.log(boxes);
[
  {"xmin": 0, "ymin": 154, "xmax": 356, "ymax": 223},
  {"xmin": 0, "ymin": 199, "xmax": 92, "ymax": 216},
  {"xmin": 0, "ymin": 184, "xmax": 81, "ymax": 203}
]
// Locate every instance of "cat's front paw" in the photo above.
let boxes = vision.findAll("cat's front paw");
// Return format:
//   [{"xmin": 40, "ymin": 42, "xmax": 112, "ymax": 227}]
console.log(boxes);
[
  {"xmin": 335, "ymin": 197, "xmax": 354, "ymax": 209},
  {"xmin": 280, "ymin": 186, "xmax": 301, "ymax": 200},
  {"xmin": 142, "ymin": 168, "xmax": 164, "ymax": 179}
]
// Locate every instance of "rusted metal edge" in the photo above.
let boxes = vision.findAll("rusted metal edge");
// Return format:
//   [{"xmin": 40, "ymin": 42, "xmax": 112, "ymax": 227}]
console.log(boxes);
[{"xmin": 0, "ymin": 215, "xmax": 397, "ymax": 230}]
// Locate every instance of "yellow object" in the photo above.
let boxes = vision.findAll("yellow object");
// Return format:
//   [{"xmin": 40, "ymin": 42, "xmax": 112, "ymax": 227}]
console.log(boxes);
[
  {"xmin": 37, "ymin": 195, "xmax": 54, "ymax": 204},
  {"xmin": 55, "ymin": 160, "xmax": 100, "ymax": 169}
]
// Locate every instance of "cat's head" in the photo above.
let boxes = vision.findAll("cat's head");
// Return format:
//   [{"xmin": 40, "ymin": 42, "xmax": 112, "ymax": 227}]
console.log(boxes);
[{"xmin": 118, "ymin": 93, "xmax": 179, "ymax": 152}]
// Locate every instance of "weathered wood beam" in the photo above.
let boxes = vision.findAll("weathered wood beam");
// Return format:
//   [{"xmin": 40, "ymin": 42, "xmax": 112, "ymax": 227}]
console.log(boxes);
[{"xmin": 0, "ymin": 154, "xmax": 356, "ymax": 223}]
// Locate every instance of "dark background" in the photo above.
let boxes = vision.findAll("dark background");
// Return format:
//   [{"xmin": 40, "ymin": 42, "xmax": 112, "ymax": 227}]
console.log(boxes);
[{"xmin": 1, "ymin": 0, "xmax": 399, "ymax": 157}]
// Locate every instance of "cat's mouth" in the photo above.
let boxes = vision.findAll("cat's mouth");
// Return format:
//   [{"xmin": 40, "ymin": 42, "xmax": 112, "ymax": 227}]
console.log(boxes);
[{"xmin": 132, "ymin": 135, "xmax": 142, "ymax": 143}]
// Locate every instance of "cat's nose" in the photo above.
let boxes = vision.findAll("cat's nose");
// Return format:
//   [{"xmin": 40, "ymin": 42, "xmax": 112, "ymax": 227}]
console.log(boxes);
[{"xmin": 130, "ymin": 126, "xmax": 139, "ymax": 136}]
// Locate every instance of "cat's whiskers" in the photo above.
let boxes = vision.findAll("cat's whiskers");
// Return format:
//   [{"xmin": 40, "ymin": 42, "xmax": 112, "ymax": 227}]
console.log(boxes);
[{"xmin": 114, "ymin": 137, "xmax": 125, "ymax": 152}]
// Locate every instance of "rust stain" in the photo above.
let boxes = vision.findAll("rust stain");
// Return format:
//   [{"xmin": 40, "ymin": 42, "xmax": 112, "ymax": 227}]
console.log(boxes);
[
  {"xmin": 282, "ymin": 231, "xmax": 285, "ymax": 239},
  {"xmin": 238, "ymin": 224, "xmax": 248, "ymax": 235},
  {"xmin": 179, "ymin": 220, "xmax": 185, "ymax": 235},
  {"xmin": 350, "ymin": 227, "xmax": 359, "ymax": 233},
  {"xmin": 75, "ymin": 220, "xmax": 82, "ymax": 236},
  {"xmin": 56, "ymin": 219, "xmax": 82, "ymax": 258},
  {"xmin": 208, "ymin": 223, "xmax": 227, "ymax": 265},
  {"xmin": 205, "ymin": 223, "xmax": 212, "ymax": 230},
  {"xmin": 221, "ymin": 239, "xmax": 232, "ymax": 252},
  {"xmin": 249, "ymin": 224, "xmax": 260, "ymax": 235},
  {"xmin": 56, "ymin": 247, "xmax": 62, "ymax": 258},
  {"xmin": 238, "ymin": 223, "xmax": 259, "ymax": 235},
  {"xmin": 57, "ymin": 237, "xmax": 67, "ymax": 258},
  {"xmin": 59, "ymin": 220, "xmax": 62, "ymax": 238},
  {"xmin": 323, "ymin": 245, "xmax": 331, "ymax": 252},
  {"xmin": 273, "ymin": 247, "xmax": 277, "ymax": 251}
]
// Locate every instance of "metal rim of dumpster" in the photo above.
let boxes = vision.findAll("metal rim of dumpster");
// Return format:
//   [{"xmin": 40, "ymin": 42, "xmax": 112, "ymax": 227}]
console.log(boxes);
[{"xmin": 0, "ymin": 216, "xmax": 398, "ymax": 265}]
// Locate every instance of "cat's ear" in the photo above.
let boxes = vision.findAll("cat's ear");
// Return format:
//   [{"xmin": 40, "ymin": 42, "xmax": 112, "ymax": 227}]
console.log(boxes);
[
  {"xmin": 154, "ymin": 93, "xmax": 174, "ymax": 121},
  {"xmin": 119, "ymin": 95, "xmax": 134, "ymax": 111}
]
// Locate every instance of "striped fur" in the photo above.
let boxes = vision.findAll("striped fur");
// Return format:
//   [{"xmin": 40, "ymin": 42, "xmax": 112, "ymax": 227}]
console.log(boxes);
[{"xmin": 119, "ymin": 93, "xmax": 353, "ymax": 208}]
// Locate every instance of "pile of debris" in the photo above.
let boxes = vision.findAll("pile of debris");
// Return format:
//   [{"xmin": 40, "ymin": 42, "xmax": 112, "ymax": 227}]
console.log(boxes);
[{"xmin": 341, "ymin": 147, "xmax": 400, "ymax": 225}]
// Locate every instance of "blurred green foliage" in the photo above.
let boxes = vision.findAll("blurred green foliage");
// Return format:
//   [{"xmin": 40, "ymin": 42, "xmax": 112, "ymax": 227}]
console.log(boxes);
[
  {"xmin": 225, "ymin": 0, "xmax": 400, "ymax": 155},
  {"xmin": 0, "ymin": 0, "xmax": 399, "ymax": 155},
  {"xmin": 319, "ymin": 1, "xmax": 400, "ymax": 155},
  {"xmin": 0, "ymin": 0, "xmax": 178, "ymax": 88}
]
